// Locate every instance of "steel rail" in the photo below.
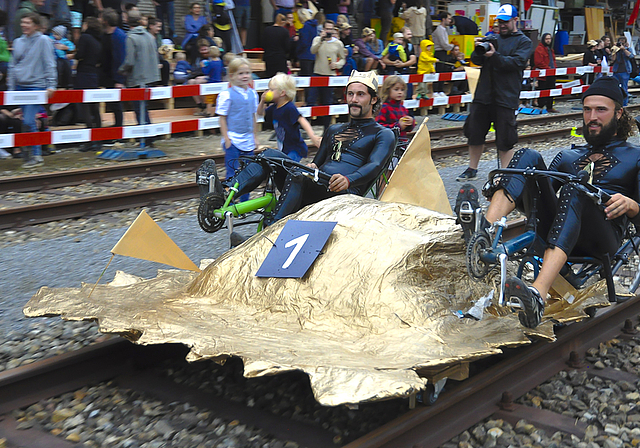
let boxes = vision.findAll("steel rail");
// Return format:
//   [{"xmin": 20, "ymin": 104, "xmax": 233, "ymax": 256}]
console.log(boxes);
[
  {"xmin": 432, "ymin": 127, "xmax": 576, "ymax": 158},
  {"xmin": 0, "ymin": 183, "xmax": 198, "ymax": 230},
  {"xmin": 0, "ymin": 123, "xmax": 571, "ymax": 230},
  {"xmin": 0, "ymin": 338, "xmax": 336, "ymax": 448},
  {"xmin": 344, "ymin": 297, "xmax": 640, "ymax": 448},
  {"xmin": 0, "ymin": 155, "xmax": 219, "ymax": 194}
]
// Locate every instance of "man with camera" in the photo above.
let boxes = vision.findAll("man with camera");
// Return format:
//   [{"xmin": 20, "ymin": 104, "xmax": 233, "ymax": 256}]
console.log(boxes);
[
  {"xmin": 309, "ymin": 20, "xmax": 346, "ymax": 128},
  {"xmin": 456, "ymin": 4, "xmax": 531, "ymax": 181}
]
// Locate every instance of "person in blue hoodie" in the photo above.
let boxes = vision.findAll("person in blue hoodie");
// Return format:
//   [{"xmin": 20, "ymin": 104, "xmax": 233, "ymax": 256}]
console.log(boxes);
[
  {"xmin": 296, "ymin": 7, "xmax": 317, "ymax": 76},
  {"xmin": 8, "ymin": 12, "xmax": 56, "ymax": 168}
]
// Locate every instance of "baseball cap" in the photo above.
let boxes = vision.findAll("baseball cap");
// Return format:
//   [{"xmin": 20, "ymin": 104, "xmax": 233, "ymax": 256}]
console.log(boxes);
[
  {"xmin": 347, "ymin": 70, "xmax": 379, "ymax": 93},
  {"xmin": 496, "ymin": 4, "xmax": 518, "ymax": 21}
]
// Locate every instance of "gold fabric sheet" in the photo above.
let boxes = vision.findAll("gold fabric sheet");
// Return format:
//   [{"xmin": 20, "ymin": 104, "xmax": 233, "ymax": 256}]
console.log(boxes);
[{"xmin": 24, "ymin": 196, "xmax": 609, "ymax": 406}]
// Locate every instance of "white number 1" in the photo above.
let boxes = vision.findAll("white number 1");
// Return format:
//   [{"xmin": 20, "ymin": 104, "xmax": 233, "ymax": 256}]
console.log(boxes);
[{"xmin": 282, "ymin": 234, "xmax": 309, "ymax": 269}]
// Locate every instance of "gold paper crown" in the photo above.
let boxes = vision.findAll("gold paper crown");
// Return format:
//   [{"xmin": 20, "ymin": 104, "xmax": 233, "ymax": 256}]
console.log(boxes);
[{"xmin": 347, "ymin": 70, "xmax": 379, "ymax": 92}]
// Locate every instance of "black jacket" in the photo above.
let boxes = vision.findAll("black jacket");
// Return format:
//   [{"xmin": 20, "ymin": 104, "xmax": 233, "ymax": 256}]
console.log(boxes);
[
  {"xmin": 470, "ymin": 30, "xmax": 532, "ymax": 110},
  {"xmin": 313, "ymin": 118, "xmax": 397, "ymax": 195}
]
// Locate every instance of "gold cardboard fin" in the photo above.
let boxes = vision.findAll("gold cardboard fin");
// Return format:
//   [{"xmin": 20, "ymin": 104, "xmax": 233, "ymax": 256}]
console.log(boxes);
[{"xmin": 111, "ymin": 210, "xmax": 200, "ymax": 272}]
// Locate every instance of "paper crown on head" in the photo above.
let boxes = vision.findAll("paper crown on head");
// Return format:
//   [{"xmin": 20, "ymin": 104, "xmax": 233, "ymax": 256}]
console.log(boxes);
[{"xmin": 347, "ymin": 70, "xmax": 379, "ymax": 92}]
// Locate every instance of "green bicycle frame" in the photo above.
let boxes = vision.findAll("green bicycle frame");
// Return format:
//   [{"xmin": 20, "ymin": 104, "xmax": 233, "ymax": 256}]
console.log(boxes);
[{"xmin": 213, "ymin": 182, "xmax": 277, "ymax": 231}]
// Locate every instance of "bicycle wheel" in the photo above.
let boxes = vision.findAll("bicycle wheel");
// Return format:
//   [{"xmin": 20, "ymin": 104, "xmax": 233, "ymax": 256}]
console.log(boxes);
[
  {"xmin": 198, "ymin": 193, "xmax": 225, "ymax": 233},
  {"xmin": 614, "ymin": 236, "xmax": 640, "ymax": 295},
  {"xmin": 466, "ymin": 232, "xmax": 493, "ymax": 280}
]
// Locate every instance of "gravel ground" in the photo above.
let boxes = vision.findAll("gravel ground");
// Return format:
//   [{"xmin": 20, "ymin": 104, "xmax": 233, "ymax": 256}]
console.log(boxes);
[
  {"xmin": 12, "ymin": 381, "xmax": 303, "ymax": 448},
  {"xmin": 440, "ymin": 335, "xmax": 640, "ymax": 448},
  {"xmin": 2, "ymin": 97, "xmax": 640, "ymax": 448}
]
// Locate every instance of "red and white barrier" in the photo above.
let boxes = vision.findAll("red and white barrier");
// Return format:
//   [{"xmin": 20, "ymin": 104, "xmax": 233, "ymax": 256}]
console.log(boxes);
[
  {"xmin": 0, "ymin": 65, "xmax": 609, "ymax": 106},
  {"xmin": 0, "ymin": 83, "xmax": 593, "ymax": 149}
]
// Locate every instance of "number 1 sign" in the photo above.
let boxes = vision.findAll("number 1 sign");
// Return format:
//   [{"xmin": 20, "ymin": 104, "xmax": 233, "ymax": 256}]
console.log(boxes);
[{"xmin": 255, "ymin": 220, "xmax": 338, "ymax": 278}]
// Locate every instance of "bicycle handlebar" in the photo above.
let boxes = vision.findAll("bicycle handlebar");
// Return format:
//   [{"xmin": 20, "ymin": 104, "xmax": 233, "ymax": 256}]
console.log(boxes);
[
  {"xmin": 241, "ymin": 154, "xmax": 333, "ymax": 186},
  {"xmin": 487, "ymin": 167, "xmax": 612, "ymax": 205}
]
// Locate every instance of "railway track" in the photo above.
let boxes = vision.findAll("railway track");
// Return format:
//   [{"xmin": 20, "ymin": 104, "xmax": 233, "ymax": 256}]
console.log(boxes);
[
  {"xmin": 2, "ymin": 105, "xmax": 639, "ymax": 230},
  {"xmin": 2, "ymin": 295, "xmax": 639, "ymax": 447}
]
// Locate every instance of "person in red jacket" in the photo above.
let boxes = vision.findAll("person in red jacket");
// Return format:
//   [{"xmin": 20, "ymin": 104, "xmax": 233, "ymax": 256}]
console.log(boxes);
[{"xmin": 533, "ymin": 32, "xmax": 559, "ymax": 113}]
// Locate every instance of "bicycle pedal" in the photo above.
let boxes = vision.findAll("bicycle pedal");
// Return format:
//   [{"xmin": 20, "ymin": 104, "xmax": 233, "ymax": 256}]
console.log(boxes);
[{"xmin": 458, "ymin": 201, "xmax": 475, "ymax": 224}]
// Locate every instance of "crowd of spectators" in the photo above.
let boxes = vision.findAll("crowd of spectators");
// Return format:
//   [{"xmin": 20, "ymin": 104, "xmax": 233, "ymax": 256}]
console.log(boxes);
[{"xmin": 0, "ymin": 0, "xmax": 515, "ymax": 167}]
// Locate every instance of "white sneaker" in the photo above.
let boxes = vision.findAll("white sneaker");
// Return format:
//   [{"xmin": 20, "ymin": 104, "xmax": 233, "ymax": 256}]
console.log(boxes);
[{"xmin": 0, "ymin": 148, "xmax": 10, "ymax": 159}]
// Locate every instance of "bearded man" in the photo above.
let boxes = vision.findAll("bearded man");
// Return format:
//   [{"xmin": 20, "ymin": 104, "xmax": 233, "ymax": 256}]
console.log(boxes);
[
  {"xmin": 459, "ymin": 76, "xmax": 640, "ymax": 328},
  {"xmin": 533, "ymin": 32, "xmax": 558, "ymax": 113}
]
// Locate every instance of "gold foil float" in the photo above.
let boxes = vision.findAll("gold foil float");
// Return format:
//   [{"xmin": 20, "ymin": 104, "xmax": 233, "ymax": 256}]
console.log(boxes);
[{"xmin": 24, "ymin": 196, "xmax": 609, "ymax": 406}]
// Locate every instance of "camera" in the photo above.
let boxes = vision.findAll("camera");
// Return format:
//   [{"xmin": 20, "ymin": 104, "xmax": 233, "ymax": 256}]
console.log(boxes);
[{"xmin": 475, "ymin": 36, "xmax": 498, "ymax": 55}]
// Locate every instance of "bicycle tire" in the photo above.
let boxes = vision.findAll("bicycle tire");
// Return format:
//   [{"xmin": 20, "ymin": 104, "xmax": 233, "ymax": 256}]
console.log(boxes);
[
  {"xmin": 625, "ymin": 252, "xmax": 640, "ymax": 295},
  {"xmin": 198, "ymin": 193, "xmax": 226, "ymax": 233},
  {"xmin": 466, "ymin": 232, "xmax": 492, "ymax": 280}
]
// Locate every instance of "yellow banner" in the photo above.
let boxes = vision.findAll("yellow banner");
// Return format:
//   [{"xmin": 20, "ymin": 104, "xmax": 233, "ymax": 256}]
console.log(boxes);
[{"xmin": 111, "ymin": 210, "xmax": 201, "ymax": 272}]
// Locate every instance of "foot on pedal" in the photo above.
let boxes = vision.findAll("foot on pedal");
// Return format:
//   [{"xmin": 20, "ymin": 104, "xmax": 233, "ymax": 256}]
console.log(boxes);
[
  {"xmin": 455, "ymin": 183, "xmax": 479, "ymax": 243},
  {"xmin": 503, "ymin": 277, "xmax": 545, "ymax": 328},
  {"xmin": 196, "ymin": 159, "xmax": 224, "ymax": 199}
]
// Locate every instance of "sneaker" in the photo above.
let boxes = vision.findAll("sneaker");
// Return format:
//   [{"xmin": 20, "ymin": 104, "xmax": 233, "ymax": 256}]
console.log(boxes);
[
  {"xmin": 454, "ymin": 183, "xmax": 479, "ymax": 243},
  {"xmin": 456, "ymin": 167, "xmax": 478, "ymax": 182},
  {"xmin": 23, "ymin": 157, "xmax": 44, "ymax": 168},
  {"xmin": 0, "ymin": 148, "xmax": 10, "ymax": 159},
  {"xmin": 503, "ymin": 277, "xmax": 545, "ymax": 328},
  {"xmin": 196, "ymin": 159, "xmax": 224, "ymax": 199}
]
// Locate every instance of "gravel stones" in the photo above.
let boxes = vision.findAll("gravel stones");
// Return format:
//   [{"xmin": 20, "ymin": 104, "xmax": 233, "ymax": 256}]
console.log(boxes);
[
  {"xmin": 154, "ymin": 358, "xmax": 408, "ymax": 444},
  {"xmin": 15, "ymin": 382, "xmax": 294, "ymax": 448}
]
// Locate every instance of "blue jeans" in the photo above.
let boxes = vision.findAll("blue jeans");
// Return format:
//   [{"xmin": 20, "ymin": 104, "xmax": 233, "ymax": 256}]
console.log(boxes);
[
  {"xmin": 155, "ymin": 2, "xmax": 176, "ymax": 39},
  {"xmin": 133, "ymin": 100, "xmax": 155, "ymax": 145},
  {"xmin": 614, "ymin": 72, "xmax": 630, "ymax": 106},
  {"xmin": 224, "ymin": 142, "xmax": 254, "ymax": 202},
  {"xmin": 16, "ymin": 85, "xmax": 43, "ymax": 157}
]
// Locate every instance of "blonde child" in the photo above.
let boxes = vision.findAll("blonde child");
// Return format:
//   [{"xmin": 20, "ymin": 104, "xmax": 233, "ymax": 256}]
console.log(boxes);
[
  {"xmin": 203, "ymin": 46, "xmax": 225, "ymax": 83},
  {"xmin": 416, "ymin": 39, "xmax": 437, "ymax": 99},
  {"xmin": 216, "ymin": 57, "xmax": 259, "ymax": 201},
  {"xmin": 257, "ymin": 73, "xmax": 322, "ymax": 162},
  {"xmin": 376, "ymin": 75, "xmax": 415, "ymax": 153}
]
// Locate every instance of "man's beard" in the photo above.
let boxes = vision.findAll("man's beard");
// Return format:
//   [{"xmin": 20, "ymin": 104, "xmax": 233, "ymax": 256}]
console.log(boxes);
[
  {"xmin": 349, "ymin": 104, "xmax": 368, "ymax": 118},
  {"xmin": 583, "ymin": 115, "xmax": 618, "ymax": 148}
]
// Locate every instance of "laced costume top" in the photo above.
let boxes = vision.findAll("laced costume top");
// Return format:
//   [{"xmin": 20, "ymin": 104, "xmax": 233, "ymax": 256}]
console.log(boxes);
[
  {"xmin": 312, "ymin": 117, "xmax": 397, "ymax": 195},
  {"xmin": 548, "ymin": 139, "xmax": 640, "ymax": 230}
]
